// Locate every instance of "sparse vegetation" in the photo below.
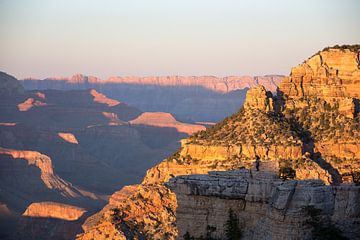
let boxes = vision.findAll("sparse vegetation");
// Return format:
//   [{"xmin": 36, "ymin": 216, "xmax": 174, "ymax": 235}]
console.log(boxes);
[
  {"xmin": 224, "ymin": 209, "xmax": 242, "ymax": 240},
  {"xmin": 303, "ymin": 206, "xmax": 347, "ymax": 240}
]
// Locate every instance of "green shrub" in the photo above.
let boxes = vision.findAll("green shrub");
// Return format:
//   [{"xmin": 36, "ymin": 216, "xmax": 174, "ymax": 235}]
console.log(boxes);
[{"xmin": 279, "ymin": 166, "xmax": 296, "ymax": 180}]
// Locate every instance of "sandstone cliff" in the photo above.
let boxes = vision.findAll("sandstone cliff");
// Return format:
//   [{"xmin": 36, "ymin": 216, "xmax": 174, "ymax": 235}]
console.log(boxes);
[{"xmin": 78, "ymin": 45, "xmax": 360, "ymax": 240}]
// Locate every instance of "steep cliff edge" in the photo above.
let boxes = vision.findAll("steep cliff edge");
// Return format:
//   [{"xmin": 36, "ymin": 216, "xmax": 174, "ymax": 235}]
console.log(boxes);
[
  {"xmin": 167, "ymin": 170, "xmax": 360, "ymax": 240},
  {"xmin": 78, "ymin": 45, "xmax": 360, "ymax": 239}
]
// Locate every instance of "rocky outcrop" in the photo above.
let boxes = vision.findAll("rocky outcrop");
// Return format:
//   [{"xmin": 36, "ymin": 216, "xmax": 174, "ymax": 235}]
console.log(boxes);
[
  {"xmin": 130, "ymin": 112, "xmax": 205, "ymax": 135},
  {"xmin": 166, "ymin": 170, "xmax": 360, "ymax": 240},
  {"xmin": 23, "ymin": 202, "xmax": 86, "ymax": 221},
  {"xmin": 279, "ymin": 47, "xmax": 360, "ymax": 100},
  {"xmin": 90, "ymin": 89, "xmax": 120, "ymax": 107},
  {"xmin": 58, "ymin": 132, "xmax": 79, "ymax": 144},
  {"xmin": 17, "ymin": 98, "xmax": 47, "ymax": 111},
  {"xmin": 244, "ymin": 85, "xmax": 274, "ymax": 112}
]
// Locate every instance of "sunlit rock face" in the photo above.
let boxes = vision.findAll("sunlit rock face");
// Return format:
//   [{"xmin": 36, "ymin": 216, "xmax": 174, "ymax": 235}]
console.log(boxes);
[
  {"xmin": 78, "ymin": 46, "xmax": 360, "ymax": 240},
  {"xmin": 23, "ymin": 202, "xmax": 86, "ymax": 221},
  {"xmin": 58, "ymin": 132, "xmax": 79, "ymax": 144},
  {"xmin": 244, "ymin": 85, "xmax": 274, "ymax": 112},
  {"xmin": 166, "ymin": 170, "xmax": 360, "ymax": 240},
  {"xmin": 130, "ymin": 112, "xmax": 206, "ymax": 135},
  {"xmin": 90, "ymin": 89, "xmax": 120, "ymax": 107},
  {"xmin": 279, "ymin": 48, "xmax": 360, "ymax": 100}
]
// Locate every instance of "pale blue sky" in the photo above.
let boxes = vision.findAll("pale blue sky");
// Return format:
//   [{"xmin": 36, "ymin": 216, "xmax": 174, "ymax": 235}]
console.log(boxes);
[{"xmin": 0, "ymin": 0, "xmax": 359, "ymax": 79}]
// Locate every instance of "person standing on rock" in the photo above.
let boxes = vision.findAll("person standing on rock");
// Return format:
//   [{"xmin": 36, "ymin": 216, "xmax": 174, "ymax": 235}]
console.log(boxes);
[{"xmin": 255, "ymin": 155, "xmax": 260, "ymax": 171}]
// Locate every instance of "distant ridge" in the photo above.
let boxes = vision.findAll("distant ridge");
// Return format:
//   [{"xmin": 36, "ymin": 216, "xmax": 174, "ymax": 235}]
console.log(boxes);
[{"xmin": 21, "ymin": 75, "xmax": 284, "ymax": 93}]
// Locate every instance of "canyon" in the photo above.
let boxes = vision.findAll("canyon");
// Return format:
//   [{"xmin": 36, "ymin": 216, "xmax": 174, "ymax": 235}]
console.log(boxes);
[
  {"xmin": 20, "ymin": 75, "xmax": 283, "ymax": 122},
  {"xmin": 77, "ymin": 45, "xmax": 360, "ymax": 240},
  {"xmin": 0, "ymin": 71, "xmax": 206, "ymax": 239}
]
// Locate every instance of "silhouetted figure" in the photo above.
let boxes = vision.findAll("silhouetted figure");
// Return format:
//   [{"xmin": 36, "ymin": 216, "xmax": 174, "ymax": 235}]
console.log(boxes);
[{"xmin": 255, "ymin": 155, "xmax": 260, "ymax": 171}]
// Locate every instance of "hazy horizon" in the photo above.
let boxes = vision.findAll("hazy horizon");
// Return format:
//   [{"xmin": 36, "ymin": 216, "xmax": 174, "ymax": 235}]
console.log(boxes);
[{"xmin": 1, "ymin": 0, "xmax": 359, "ymax": 79}]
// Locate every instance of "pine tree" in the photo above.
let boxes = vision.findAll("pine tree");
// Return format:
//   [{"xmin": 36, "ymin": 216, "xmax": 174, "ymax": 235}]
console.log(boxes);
[{"xmin": 224, "ymin": 209, "xmax": 242, "ymax": 240}]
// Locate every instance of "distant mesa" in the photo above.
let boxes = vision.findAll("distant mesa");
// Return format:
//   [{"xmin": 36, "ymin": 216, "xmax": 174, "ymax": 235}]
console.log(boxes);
[
  {"xmin": 22, "ymin": 74, "xmax": 284, "ymax": 93},
  {"xmin": 130, "ymin": 112, "xmax": 206, "ymax": 135},
  {"xmin": 17, "ymin": 98, "xmax": 47, "ymax": 112},
  {"xmin": 90, "ymin": 89, "xmax": 120, "ymax": 107},
  {"xmin": 23, "ymin": 202, "xmax": 86, "ymax": 221},
  {"xmin": 58, "ymin": 132, "xmax": 79, "ymax": 144}
]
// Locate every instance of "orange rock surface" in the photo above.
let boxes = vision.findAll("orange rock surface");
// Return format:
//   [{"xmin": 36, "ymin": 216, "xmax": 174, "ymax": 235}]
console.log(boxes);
[
  {"xmin": 17, "ymin": 98, "xmax": 47, "ymax": 111},
  {"xmin": 90, "ymin": 89, "xmax": 120, "ymax": 107},
  {"xmin": 78, "ymin": 46, "xmax": 360, "ymax": 240},
  {"xmin": 130, "ymin": 112, "xmax": 206, "ymax": 135},
  {"xmin": 58, "ymin": 132, "xmax": 79, "ymax": 144},
  {"xmin": 23, "ymin": 202, "xmax": 86, "ymax": 221}
]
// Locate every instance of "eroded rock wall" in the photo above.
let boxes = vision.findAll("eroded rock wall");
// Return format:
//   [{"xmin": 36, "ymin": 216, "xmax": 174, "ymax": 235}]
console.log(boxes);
[{"xmin": 166, "ymin": 170, "xmax": 360, "ymax": 240}]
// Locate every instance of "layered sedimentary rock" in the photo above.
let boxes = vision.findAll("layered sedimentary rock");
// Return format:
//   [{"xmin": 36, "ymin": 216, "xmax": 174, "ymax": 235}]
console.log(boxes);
[
  {"xmin": 130, "ymin": 112, "xmax": 205, "ymax": 135},
  {"xmin": 22, "ymin": 75, "xmax": 283, "ymax": 93},
  {"xmin": 23, "ymin": 202, "xmax": 86, "ymax": 221},
  {"xmin": 21, "ymin": 75, "xmax": 283, "ymax": 122},
  {"xmin": 244, "ymin": 86, "xmax": 274, "ymax": 112},
  {"xmin": 1, "ymin": 72, "xmax": 210, "ymax": 239},
  {"xmin": 166, "ymin": 170, "xmax": 360, "ymax": 240},
  {"xmin": 0, "ymin": 147, "xmax": 97, "ymax": 200},
  {"xmin": 78, "ymin": 45, "xmax": 360, "ymax": 240},
  {"xmin": 279, "ymin": 47, "xmax": 360, "ymax": 100},
  {"xmin": 90, "ymin": 89, "xmax": 120, "ymax": 107}
]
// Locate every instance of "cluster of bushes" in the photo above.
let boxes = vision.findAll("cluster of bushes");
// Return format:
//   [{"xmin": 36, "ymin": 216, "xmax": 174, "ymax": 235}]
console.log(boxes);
[
  {"xmin": 279, "ymin": 160, "xmax": 296, "ymax": 180},
  {"xmin": 323, "ymin": 44, "xmax": 360, "ymax": 52}
]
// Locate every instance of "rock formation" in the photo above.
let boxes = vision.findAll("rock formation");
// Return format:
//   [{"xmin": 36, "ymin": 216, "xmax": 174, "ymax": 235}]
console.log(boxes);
[
  {"xmin": 17, "ymin": 98, "xmax": 47, "ymax": 111},
  {"xmin": 1, "ymin": 72, "xmax": 209, "ymax": 239},
  {"xmin": 20, "ymin": 75, "xmax": 283, "ymax": 122},
  {"xmin": 90, "ymin": 89, "xmax": 120, "ymax": 107},
  {"xmin": 130, "ymin": 112, "xmax": 206, "ymax": 135},
  {"xmin": 78, "ymin": 45, "xmax": 360, "ymax": 240},
  {"xmin": 166, "ymin": 170, "xmax": 360, "ymax": 240},
  {"xmin": 58, "ymin": 132, "xmax": 79, "ymax": 144},
  {"xmin": 22, "ymin": 75, "xmax": 283, "ymax": 93},
  {"xmin": 23, "ymin": 202, "xmax": 86, "ymax": 221}
]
